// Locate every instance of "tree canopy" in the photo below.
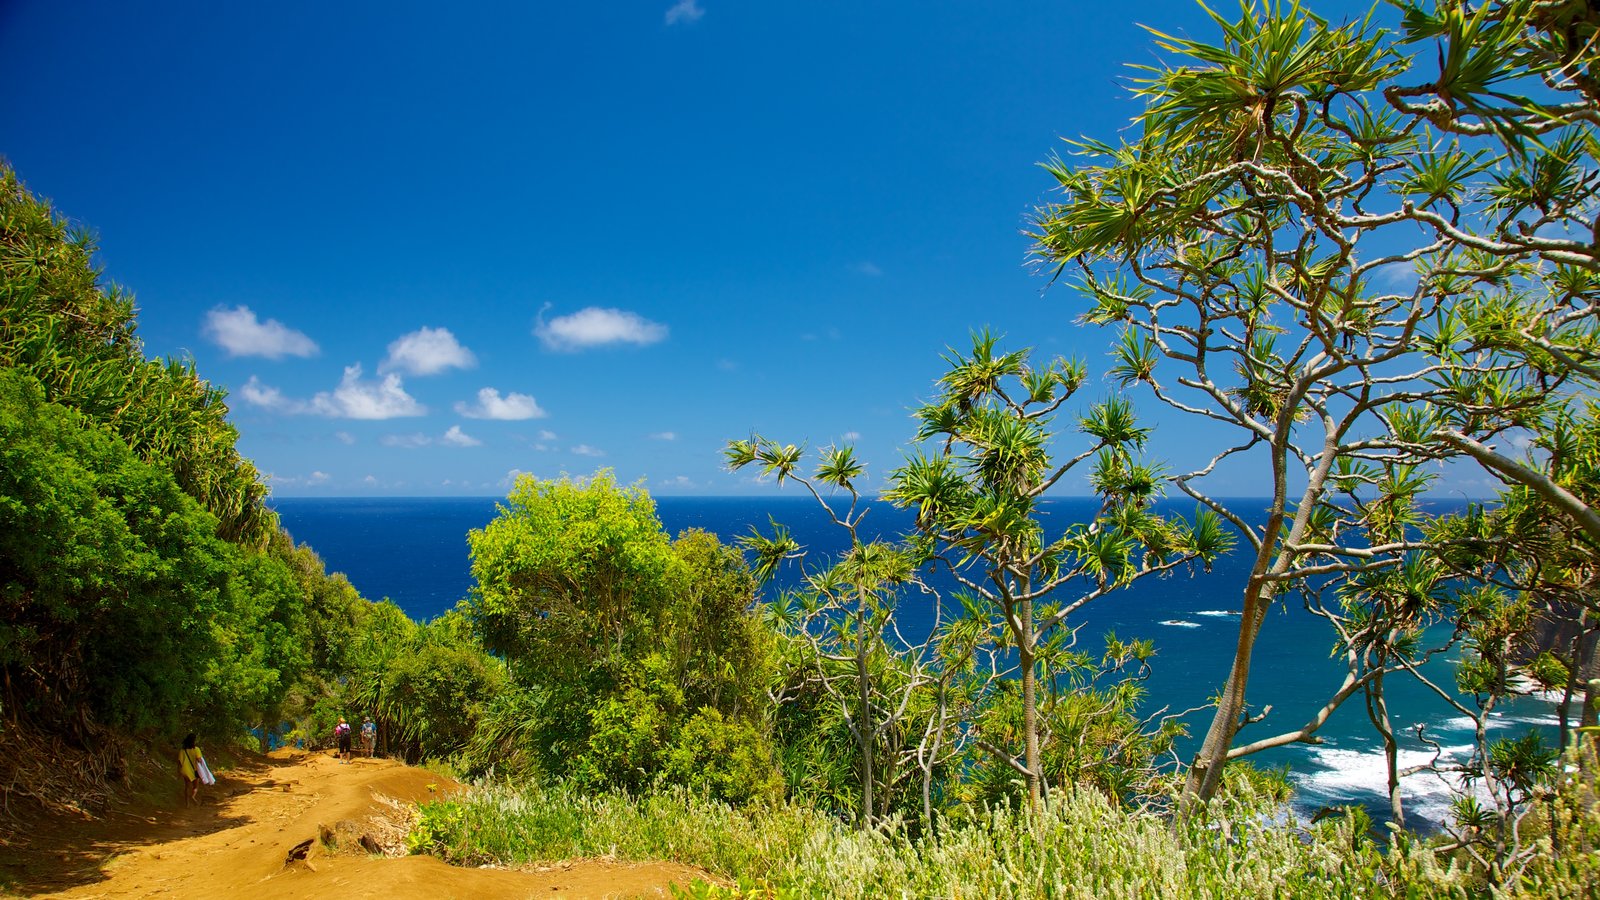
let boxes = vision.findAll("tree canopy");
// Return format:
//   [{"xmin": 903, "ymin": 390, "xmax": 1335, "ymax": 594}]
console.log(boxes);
[
  {"xmin": 1029, "ymin": 0, "xmax": 1600, "ymax": 872},
  {"xmin": 467, "ymin": 471, "xmax": 780, "ymax": 802}
]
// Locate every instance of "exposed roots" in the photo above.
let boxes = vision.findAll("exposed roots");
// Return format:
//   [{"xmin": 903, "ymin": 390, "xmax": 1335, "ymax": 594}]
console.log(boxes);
[{"xmin": 0, "ymin": 715, "xmax": 126, "ymax": 834}]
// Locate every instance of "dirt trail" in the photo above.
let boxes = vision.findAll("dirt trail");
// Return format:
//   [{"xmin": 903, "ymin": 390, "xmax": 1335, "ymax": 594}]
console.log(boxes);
[{"xmin": 3, "ymin": 750, "xmax": 709, "ymax": 899}]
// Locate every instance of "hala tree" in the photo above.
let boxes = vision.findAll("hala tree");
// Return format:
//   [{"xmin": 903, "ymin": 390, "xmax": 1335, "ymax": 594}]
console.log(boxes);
[
  {"xmin": 1423, "ymin": 486, "xmax": 1591, "ymax": 876},
  {"xmin": 1030, "ymin": 0, "xmax": 1600, "ymax": 819},
  {"xmin": 733, "ymin": 334, "xmax": 1228, "ymax": 812},
  {"xmin": 726, "ymin": 436, "xmax": 958, "ymax": 828},
  {"xmin": 1384, "ymin": 0, "xmax": 1600, "ymax": 548},
  {"xmin": 882, "ymin": 334, "xmax": 1231, "ymax": 808}
]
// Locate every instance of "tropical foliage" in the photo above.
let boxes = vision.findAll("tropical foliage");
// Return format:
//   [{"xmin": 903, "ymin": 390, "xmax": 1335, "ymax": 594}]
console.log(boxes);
[
  {"xmin": 8, "ymin": 0, "xmax": 1600, "ymax": 893},
  {"xmin": 0, "ymin": 369, "xmax": 304, "ymax": 738},
  {"xmin": 464, "ymin": 471, "xmax": 780, "ymax": 802},
  {"xmin": 0, "ymin": 166, "xmax": 272, "ymax": 544},
  {"xmin": 1028, "ymin": 0, "xmax": 1599, "ymax": 858},
  {"xmin": 0, "ymin": 161, "xmax": 472, "ymax": 812}
]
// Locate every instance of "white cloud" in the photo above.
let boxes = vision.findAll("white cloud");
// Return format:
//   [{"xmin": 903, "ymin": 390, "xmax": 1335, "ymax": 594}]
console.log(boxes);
[
  {"xmin": 381, "ymin": 432, "xmax": 432, "ymax": 449},
  {"xmin": 538, "ymin": 429, "xmax": 558, "ymax": 441},
  {"xmin": 268, "ymin": 470, "xmax": 332, "ymax": 488},
  {"xmin": 310, "ymin": 365, "xmax": 426, "ymax": 419},
  {"xmin": 650, "ymin": 431, "xmax": 677, "ymax": 441},
  {"xmin": 238, "ymin": 376, "xmax": 298, "ymax": 412},
  {"xmin": 203, "ymin": 305, "xmax": 318, "ymax": 359},
  {"xmin": 657, "ymin": 475, "xmax": 695, "ymax": 488},
  {"xmin": 442, "ymin": 425, "xmax": 481, "ymax": 447},
  {"xmin": 380, "ymin": 326, "xmax": 477, "ymax": 376},
  {"xmin": 841, "ymin": 431, "xmax": 861, "ymax": 441},
  {"xmin": 238, "ymin": 368, "xmax": 423, "ymax": 420},
  {"xmin": 716, "ymin": 358, "xmax": 739, "ymax": 371},
  {"xmin": 502, "ymin": 468, "xmax": 533, "ymax": 488},
  {"xmin": 335, "ymin": 431, "xmax": 356, "ymax": 445},
  {"xmin": 455, "ymin": 387, "xmax": 546, "ymax": 420},
  {"xmin": 536, "ymin": 304, "xmax": 668, "ymax": 351},
  {"xmin": 380, "ymin": 426, "xmax": 482, "ymax": 448},
  {"xmin": 665, "ymin": 0, "xmax": 704, "ymax": 25},
  {"xmin": 363, "ymin": 474, "xmax": 378, "ymax": 485},
  {"xmin": 853, "ymin": 261, "xmax": 883, "ymax": 277},
  {"xmin": 1374, "ymin": 262, "xmax": 1421, "ymax": 292},
  {"xmin": 572, "ymin": 444, "xmax": 605, "ymax": 457}
]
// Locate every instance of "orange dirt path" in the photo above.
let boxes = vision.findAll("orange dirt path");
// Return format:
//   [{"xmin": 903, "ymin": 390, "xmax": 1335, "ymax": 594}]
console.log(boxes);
[{"xmin": 3, "ymin": 750, "xmax": 710, "ymax": 899}]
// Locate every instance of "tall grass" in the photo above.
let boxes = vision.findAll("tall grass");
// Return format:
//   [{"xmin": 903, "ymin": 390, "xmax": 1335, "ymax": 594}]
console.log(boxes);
[{"xmin": 407, "ymin": 780, "xmax": 1510, "ymax": 898}]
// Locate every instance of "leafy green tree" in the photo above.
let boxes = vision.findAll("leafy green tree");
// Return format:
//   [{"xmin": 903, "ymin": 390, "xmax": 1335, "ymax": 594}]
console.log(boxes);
[
  {"xmin": 960, "ymin": 633, "xmax": 1178, "ymax": 811},
  {"xmin": 381, "ymin": 612, "xmax": 507, "ymax": 762},
  {"xmin": 272, "ymin": 536, "xmax": 368, "ymax": 679},
  {"xmin": 0, "ymin": 369, "xmax": 303, "ymax": 742},
  {"xmin": 467, "ymin": 472, "xmax": 778, "ymax": 801}
]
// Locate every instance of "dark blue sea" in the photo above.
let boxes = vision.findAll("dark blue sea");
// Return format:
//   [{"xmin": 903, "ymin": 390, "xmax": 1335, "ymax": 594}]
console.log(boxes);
[{"xmin": 271, "ymin": 495, "xmax": 1561, "ymax": 829}]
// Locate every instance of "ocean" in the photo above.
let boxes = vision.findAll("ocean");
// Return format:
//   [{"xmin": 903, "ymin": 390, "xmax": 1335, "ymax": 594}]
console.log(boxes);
[{"xmin": 271, "ymin": 495, "xmax": 1561, "ymax": 830}]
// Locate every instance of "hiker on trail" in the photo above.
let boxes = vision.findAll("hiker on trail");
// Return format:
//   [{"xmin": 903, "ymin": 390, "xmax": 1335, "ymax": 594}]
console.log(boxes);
[
  {"xmin": 179, "ymin": 733, "xmax": 210, "ymax": 806},
  {"xmin": 335, "ymin": 717, "xmax": 352, "ymax": 764},
  {"xmin": 360, "ymin": 716, "xmax": 376, "ymax": 757}
]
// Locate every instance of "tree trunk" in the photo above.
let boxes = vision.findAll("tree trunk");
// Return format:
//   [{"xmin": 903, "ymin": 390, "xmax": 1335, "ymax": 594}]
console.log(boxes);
[
  {"xmin": 1365, "ymin": 655, "xmax": 1404, "ymax": 828},
  {"xmin": 1182, "ymin": 579, "xmax": 1269, "ymax": 809},
  {"xmin": 856, "ymin": 608, "xmax": 874, "ymax": 828},
  {"xmin": 1556, "ymin": 621, "xmax": 1584, "ymax": 753},
  {"xmin": 922, "ymin": 681, "xmax": 946, "ymax": 835},
  {"xmin": 1182, "ymin": 427, "xmax": 1334, "ymax": 814},
  {"xmin": 1020, "ymin": 594, "xmax": 1040, "ymax": 809}
]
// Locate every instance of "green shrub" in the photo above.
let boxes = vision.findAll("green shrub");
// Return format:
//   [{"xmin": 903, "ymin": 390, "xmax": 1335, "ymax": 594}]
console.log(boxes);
[{"xmin": 664, "ymin": 708, "xmax": 784, "ymax": 806}]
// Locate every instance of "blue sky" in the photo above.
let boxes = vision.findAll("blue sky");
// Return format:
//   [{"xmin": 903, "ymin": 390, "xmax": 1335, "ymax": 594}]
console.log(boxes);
[{"xmin": 6, "ymin": 0, "xmax": 1485, "ymax": 498}]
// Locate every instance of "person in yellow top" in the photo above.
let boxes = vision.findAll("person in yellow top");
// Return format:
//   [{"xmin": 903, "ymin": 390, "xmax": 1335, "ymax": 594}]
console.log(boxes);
[{"xmin": 179, "ymin": 733, "xmax": 208, "ymax": 806}]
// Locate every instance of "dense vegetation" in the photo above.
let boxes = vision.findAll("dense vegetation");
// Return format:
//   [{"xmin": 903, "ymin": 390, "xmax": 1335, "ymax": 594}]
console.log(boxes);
[
  {"xmin": 5, "ymin": 0, "xmax": 1600, "ymax": 895},
  {"xmin": 465, "ymin": 473, "xmax": 778, "ymax": 801},
  {"xmin": 0, "ymin": 163, "xmax": 502, "ymax": 814},
  {"xmin": 407, "ymin": 770, "xmax": 1599, "ymax": 898}
]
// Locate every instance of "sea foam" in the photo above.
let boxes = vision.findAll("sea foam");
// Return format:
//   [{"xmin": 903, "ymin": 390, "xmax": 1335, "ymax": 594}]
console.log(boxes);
[{"xmin": 1291, "ymin": 743, "xmax": 1485, "ymax": 831}]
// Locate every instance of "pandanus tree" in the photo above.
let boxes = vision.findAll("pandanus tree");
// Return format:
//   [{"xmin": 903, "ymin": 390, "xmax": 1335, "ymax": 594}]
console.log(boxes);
[
  {"xmin": 1387, "ymin": 0, "xmax": 1600, "ymax": 788},
  {"xmin": 1423, "ymin": 483, "xmax": 1595, "ymax": 876},
  {"xmin": 881, "ymin": 333, "xmax": 1231, "ymax": 809},
  {"xmin": 1030, "ymin": 0, "xmax": 1600, "ymax": 820},
  {"xmin": 726, "ymin": 435, "xmax": 954, "ymax": 828},
  {"xmin": 1384, "ymin": 0, "xmax": 1600, "ymax": 549},
  {"xmin": 730, "ymin": 334, "xmax": 1229, "ymax": 817}
]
